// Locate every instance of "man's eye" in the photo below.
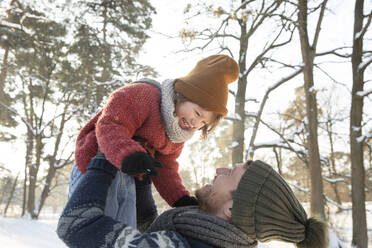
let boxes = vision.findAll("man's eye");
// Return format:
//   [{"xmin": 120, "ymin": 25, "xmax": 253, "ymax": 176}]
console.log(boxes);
[{"xmin": 195, "ymin": 110, "xmax": 201, "ymax": 116}]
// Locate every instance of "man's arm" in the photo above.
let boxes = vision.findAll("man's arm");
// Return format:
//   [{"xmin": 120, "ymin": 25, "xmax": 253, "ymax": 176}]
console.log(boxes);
[
  {"xmin": 57, "ymin": 157, "xmax": 123, "ymax": 247},
  {"xmin": 57, "ymin": 157, "xmax": 187, "ymax": 248}
]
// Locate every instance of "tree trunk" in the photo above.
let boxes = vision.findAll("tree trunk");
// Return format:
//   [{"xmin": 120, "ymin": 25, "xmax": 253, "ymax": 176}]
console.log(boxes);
[
  {"xmin": 0, "ymin": 177, "xmax": 11, "ymax": 215},
  {"xmin": 26, "ymin": 161, "xmax": 37, "ymax": 219},
  {"xmin": 326, "ymin": 119, "xmax": 343, "ymax": 212},
  {"xmin": 22, "ymin": 165, "xmax": 27, "ymax": 217},
  {"xmin": 22, "ymin": 129, "xmax": 33, "ymax": 216},
  {"xmin": 0, "ymin": 44, "xmax": 9, "ymax": 100},
  {"xmin": 3, "ymin": 173, "xmax": 19, "ymax": 217},
  {"xmin": 36, "ymin": 165, "xmax": 56, "ymax": 218},
  {"xmin": 36, "ymin": 108, "xmax": 68, "ymax": 217},
  {"xmin": 232, "ymin": 18, "xmax": 248, "ymax": 165},
  {"xmin": 27, "ymin": 135, "xmax": 42, "ymax": 219},
  {"xmin": 298, "ymin": 0, "xmax": 325, "ymax": 218},
  {"xmin": 350, "ymin": 0, "xmax": 367, "ymax": 247},
  {"xmin": 94, "ymin": 4, "xmax": 110, "ymax": 111}
]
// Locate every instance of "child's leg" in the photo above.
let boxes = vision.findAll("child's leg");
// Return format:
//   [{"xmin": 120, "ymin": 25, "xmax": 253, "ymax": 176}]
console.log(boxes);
[
  {"xmin": 106, "ymin": 171, "xmax": 137, "ymax": 227},
  {"xmin": 68, "ymin": 164, "xmax": 84, "ymax": 199},
  {"xmin": 135, "ymin": 176, "xmax": 158, "ymax": 232},
  {"xmin": 68, "ymin": 164, "xmax": 137, "ymax": 228}
]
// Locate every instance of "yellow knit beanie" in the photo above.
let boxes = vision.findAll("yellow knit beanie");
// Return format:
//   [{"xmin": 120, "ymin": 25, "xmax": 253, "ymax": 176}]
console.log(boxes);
[{"xmin": 174, "ymin": 54, "xmax": 239, "ymax": 116}]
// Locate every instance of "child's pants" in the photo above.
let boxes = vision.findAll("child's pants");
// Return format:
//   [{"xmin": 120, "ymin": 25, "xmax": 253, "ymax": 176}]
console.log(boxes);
[
  {"xmin": 134, "ymin": 176, "xmax": 158, "ymax": 232},
  {"xmin": 68, "ymin": 164, "xmax": 158, "ymax": 230}
]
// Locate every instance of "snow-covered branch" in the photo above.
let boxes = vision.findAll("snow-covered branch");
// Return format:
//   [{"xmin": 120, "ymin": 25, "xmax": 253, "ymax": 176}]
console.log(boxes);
[
  {"xmin": 288, "ymin": 182, "xmax": 310, "ymax": 193},
  {"xmin": 54, "ymin": 152, "xmax": 74, "ymax": 169},
  {"xmin": 40, "ymin": 105, "xmax": 83, "ymax": 134},
  {"xmin": 358, "ymin": 56, "xmax": 372, "ymax": 73},
  {"xmin": 323, "ymin": 177, "xmax": 345, "ymax": 183},
  {"xmin": 356, "ymin": 88, "xmax": 372, "ymax": 98},
  {"xmin": 356, "ymin": 9, "xmax": 372, "ymax": 41},
  {"xmin": 252, "ymin": 121, "xmax": 308, "ymax": 163},
  {"xmin": 316, "ymin": 46, "xmax": 351, "ymax": 58},
  {"xmin": 246, "ymin": 67, "xmax": 303, "ymax": 159},
  {"xmin": 0, "ymin": 101, "xmax": 36, "ymax": 136},
  {"xmin": 0, "ymin": 17, "xmax": 39, "ymax": 37},
  {"xmin": 325, "ymin": 196, "xmax": 351, "ymax": 211}
]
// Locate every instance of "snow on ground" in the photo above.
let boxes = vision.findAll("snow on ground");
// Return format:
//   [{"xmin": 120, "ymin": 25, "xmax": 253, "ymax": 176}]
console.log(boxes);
[
  {"xmin": 0, "ymin": 203, "xmax": 371, "ymax": 248},
  {"xmin": 0, "ymin": 216, "xmax": 65, "ymax": 248}
]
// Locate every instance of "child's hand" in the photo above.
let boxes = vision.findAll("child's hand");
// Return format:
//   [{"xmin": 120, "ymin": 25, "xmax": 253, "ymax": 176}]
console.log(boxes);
[
  {"xmin": 121, "ymin": 152, "xmax": 163, "ymax": 176},
  {"xmin": 173, "ymin": 195, "xmax": 199, "ymax": 207}
]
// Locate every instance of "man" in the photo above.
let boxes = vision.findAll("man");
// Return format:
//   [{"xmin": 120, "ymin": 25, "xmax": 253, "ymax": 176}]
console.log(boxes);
[{"xmin": 57, "ymin": 154, "xmax": 328, "ymax": 248}]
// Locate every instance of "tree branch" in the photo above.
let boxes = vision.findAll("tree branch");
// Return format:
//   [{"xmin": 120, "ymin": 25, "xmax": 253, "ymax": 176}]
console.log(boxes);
[
  {"xmin": 358, "ymin": 10, "xmax": 372, "ymax": 40},
  {"xmin": 246, "ymin": 67, "xmax": 303, "ymax": 158},
  {"xmin": 251, "ymin": 117, "xmax": 308, "ymax": 165},
  {"xmin": 316, "ymin": 46, "xmax": 352, "ymax": 58},
  {"xmin": 0, "ymin": 101, "xmax": 35, "ymax": 136},
  {"xmin": 312, "ymin": 0, "xmax": 328, "ymax": 50},
  {"xmin": 359, "ymin": 56, "xmax": 372, "ymax": 73}
]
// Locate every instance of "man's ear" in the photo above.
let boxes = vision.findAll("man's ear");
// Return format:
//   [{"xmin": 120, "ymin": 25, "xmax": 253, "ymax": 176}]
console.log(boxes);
[{"xmin": 223, "ymin": 200, "xmax": 233, "ymax": 220}]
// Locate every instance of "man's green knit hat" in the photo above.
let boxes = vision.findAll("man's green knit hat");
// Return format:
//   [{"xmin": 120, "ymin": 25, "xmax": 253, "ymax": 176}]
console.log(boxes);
[{"xmin": 231, "ymin": 160, "xmax": 308, "ymax": 243}]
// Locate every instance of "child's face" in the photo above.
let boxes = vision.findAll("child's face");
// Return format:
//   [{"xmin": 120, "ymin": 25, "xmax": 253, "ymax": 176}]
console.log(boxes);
[{"xmin": 175, "ymin": 101, "xmax": 215, "ymax": 131}]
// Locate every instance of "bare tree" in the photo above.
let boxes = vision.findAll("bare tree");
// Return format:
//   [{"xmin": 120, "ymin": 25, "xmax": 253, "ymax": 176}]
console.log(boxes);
[
  {"xmin": 297, "ymin": 0, "xmax": 328, "ymax": 219},
  {"xmin": 3, "ymin": 172, "xmax": 19, "ymax": 216},
  {"xmin": 350, "ymin": 0, "xmax": 372, "ymax": 247},
  {"xmin": 1, "ymin": 0, "xmax": 157, "ymax": 219},
  {"xmin": 181, "ymin": 1, "xmax": 297, "ymax": 164},
  {"xmin": 324, "ymin": 114, "xmax": 344, "ymax": 212},
  {"xmin": 0, "ymin": 0, "xmax": 20, "ymax": 128},
  {"xmin": 246, "ymin": 68, "xmax": 303, "ymax": 159},
  {"xmin": 35, "ymin": 100, "xmax": 75, "ymax": 217}
]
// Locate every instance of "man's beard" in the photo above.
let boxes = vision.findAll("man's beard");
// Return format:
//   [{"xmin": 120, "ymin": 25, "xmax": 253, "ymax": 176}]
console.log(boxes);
[{"xmin": 195, "ymin": 186, "xmax": 220, "ymax": 215}]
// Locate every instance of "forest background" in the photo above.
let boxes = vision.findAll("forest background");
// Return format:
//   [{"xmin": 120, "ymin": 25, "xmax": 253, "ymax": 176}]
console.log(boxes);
[{"xmin": 0, "ymin": 0, "xmax": 371, "ymax": 247}]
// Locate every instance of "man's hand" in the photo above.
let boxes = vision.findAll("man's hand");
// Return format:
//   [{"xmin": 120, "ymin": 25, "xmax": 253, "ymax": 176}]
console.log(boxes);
[
  {"xmin": 121, "ymin": 152, "xmax": 163, "ymax": 176},
  {"xmin": 173, "ymin": 195, "xmax": 199, "ymax": 207}
]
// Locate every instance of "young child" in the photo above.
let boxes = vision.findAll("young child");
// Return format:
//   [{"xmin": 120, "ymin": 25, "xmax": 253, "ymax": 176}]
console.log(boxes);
[{"xmin": 68, "ymin": 54, "xmax": 239, "ymax": 230}]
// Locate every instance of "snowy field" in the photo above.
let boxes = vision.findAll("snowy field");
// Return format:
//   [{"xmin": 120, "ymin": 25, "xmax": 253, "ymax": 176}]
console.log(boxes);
[{"xmin": 0, "ymin": 203, "xmax": 371, "ymax": 248}]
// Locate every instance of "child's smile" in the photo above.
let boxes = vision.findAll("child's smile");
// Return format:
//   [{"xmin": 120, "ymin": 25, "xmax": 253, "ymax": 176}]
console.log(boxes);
[
  {"xmin": 180, "ymin": 117, "xmax": 192, "ymax": 129},
  {"xmin": 175, "ymin": 101, "xmax": 214, "ymax": 131}
]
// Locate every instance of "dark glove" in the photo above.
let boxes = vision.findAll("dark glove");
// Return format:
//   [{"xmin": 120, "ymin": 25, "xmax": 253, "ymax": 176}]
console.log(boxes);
[
  {"xmin": 121, "ymin": 152, "xmax": 163, "ymax": 176},
  {"xmin": 173, "ymin": 195, "xmax": 199, "ymax": 207}
]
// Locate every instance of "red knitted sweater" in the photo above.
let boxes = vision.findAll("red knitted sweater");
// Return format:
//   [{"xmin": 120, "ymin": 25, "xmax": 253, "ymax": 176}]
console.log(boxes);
[{"xmin": 75, "ymin": 83, "xmax": 188, "ymax": 206}]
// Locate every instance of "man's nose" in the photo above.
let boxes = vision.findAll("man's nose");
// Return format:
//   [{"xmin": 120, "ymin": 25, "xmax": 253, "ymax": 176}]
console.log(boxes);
[{"xmin": 216, "ymin": 168, "xmax": 230, "ymax": 175}]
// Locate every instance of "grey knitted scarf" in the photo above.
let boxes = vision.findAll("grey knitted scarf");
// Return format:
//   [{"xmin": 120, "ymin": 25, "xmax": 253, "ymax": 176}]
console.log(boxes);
[
  {"xmin": 136, "ymin": 78, "xmax": 194, "ymax": 143},
  {"xmin": 147, "ymin": 206, "xmax": 257, "ymax": 248}
]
